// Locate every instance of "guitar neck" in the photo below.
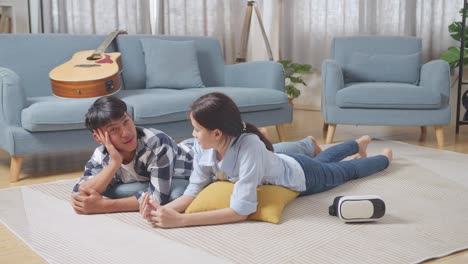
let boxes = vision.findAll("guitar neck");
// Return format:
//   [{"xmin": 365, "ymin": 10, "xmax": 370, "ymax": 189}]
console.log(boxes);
[{"xmin": 92, "ymin": 30, "xmax": 125, "ymax": 57}]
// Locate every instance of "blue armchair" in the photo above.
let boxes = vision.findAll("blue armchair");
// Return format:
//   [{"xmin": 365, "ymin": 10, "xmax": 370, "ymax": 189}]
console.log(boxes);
[{"xmin": 321, "ymin": 36, "xmax": 451, "ymax": 146}]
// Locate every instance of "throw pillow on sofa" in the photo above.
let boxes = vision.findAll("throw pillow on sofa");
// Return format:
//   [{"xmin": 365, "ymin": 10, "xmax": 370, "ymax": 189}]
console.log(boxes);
[
  {"xmin": 345, "ymin": 52, "xmax": 421, "ymax": 84},
  {"xmin": 140, "ymin": 38, "xmax": 205, "ymax": 89},
  {"xmin": 185, "ymin": 181, "xmax": 299, "ymax": 224}
]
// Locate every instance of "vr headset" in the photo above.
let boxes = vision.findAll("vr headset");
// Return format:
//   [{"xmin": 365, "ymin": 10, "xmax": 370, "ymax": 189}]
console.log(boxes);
[{"xmin": 329, "ymin": 195, "xmax": 385, "ymax": 223}]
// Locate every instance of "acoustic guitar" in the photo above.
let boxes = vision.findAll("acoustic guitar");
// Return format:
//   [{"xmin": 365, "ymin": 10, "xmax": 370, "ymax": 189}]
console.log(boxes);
[{"xmin": 49, "ymin": 30, "xmax": 126, "ymax": 98}]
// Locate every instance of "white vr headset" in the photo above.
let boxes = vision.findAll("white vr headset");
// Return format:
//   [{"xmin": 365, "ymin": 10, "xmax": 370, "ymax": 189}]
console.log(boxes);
[{"xmin": 329, "ymin": 195, "xmax": 386, "ymax": 223}]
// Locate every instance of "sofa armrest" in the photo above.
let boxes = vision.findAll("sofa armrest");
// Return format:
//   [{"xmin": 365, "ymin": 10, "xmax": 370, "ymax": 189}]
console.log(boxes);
[
  {"xmin": 0, "ymin": 67, "xmax": 26, "ymax": 126},
  {"xmin": 224, "ymin": 61, "xmax": 285, "ymax": 92},
  {"xmin": 420, "ymin": 60, "xmax": 451, "ymax": 106},
  {"xmin": 321, "ymin": 59, "xmax": 345, "ymax": 105}
]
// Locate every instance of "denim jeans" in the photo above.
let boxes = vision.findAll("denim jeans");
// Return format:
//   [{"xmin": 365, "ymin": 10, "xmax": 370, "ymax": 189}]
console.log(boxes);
[
  {"xmin": 273, "ymin": 137, "xmax": 316, "ymax": 157},
  {"xmin": 103, "ymin": 178, "xmax": 189, "ymax": 201},
  {"xmin": 184, "ymin": 137, "xmax": 317, "ymax": 158},
  {"xmin": 287, "ymin": 140, "xmax": 389, "ymax": 196}
]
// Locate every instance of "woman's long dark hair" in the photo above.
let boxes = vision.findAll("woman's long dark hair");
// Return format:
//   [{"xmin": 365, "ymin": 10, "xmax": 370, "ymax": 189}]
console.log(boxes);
[{"xmin": 190, "ymin": 92, "xmax": 273, "ymax": 151}]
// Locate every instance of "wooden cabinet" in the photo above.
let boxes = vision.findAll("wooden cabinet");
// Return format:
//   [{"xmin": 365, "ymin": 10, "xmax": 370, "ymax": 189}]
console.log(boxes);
[
  {"xmin": 0, "ymin": 0, "xmax": 30, "ymax": 33},
  {"xmin": 0, "ymin": 4, "xmax": 15, "ymax": 33}
]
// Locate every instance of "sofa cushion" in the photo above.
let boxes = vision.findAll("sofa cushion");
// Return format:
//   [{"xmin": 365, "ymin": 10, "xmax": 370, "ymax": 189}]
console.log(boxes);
[
  {"xmin": 21, "ymin": 96, "xmax": 132, "ymax": 132},
  {"xmin": 184, "ymin": 87, "xmax": 289, "ymax": 112},
  {"xmin": 120, "ymin": 87, "xmax": 288, "ymax": 125},
  {"xmin": 336, "ymin": 82, "xmax": 441, "ymax": 109},
  {"xmin": 141, "ymin": 39, "xmax": 205, "ymax": 89},
  {"xmin": 20, "ymin": 87, "xmax": 287, "ymax": 131},
  {"xmin": 344, "ymin": 52, "xmax": 421, "ymax": 84}
]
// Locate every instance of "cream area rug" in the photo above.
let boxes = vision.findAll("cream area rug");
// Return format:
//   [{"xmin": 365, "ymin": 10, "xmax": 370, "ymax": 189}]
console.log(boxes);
[{"xmin": 1, "ymin": 140, "xmax": 468, "ymax": 264}]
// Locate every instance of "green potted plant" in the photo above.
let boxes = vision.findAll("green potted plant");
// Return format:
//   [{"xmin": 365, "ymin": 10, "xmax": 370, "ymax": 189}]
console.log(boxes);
[
  {"xmin": 278, "ymin": 60, "xmax": 313, "ymax": 103},
  {"xmin": 440, "ymin": 8, "xmax": 468, "ymax": 71}
]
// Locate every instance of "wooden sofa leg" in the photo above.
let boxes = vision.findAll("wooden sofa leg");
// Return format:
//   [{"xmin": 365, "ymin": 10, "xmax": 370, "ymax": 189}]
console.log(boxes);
[
  {"xmin": 275, "ymin": 124, "xmax": 286, "ymax": 142},
  {"xmin": 434, "ymin": 126, "xmax": 445, "ymax": 147},
  {"xmin": 326, "ymin": 124, "xmax": 336, "ymax": 144},
  {"xmin": 10, "ymin": 156, "xmax": 24, "ymax": 183},
  {"xmin": 420, "ymin": 126, "xmax": 427, "ymax": 137},
  {"xmin": 323, "ymin": 123, "xmax": 329, "ymax": 134}
]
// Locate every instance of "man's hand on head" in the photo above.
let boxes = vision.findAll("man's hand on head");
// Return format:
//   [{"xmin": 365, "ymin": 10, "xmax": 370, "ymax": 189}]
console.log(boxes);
[{"xmin": 94, "ymin": 128, "xmax": 123, "ymax": 166}]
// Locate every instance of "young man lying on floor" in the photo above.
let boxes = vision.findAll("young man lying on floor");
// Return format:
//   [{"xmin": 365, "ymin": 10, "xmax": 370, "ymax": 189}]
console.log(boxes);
[{"xmin": 71, "ymin": 96, "xmax": 322, "ymax": 214}]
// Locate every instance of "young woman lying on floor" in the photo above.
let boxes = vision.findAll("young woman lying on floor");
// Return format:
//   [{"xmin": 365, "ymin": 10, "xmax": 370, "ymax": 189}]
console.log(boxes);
[{"xmin": 140, "ymin": 92, "xmax": 392, "ymax": 228}]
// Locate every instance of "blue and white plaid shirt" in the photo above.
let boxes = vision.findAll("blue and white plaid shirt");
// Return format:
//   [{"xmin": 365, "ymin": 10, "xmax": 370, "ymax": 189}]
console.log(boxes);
[{"xmin": 73, "ymin": 127, "xmax": 193, "ymax": 204}]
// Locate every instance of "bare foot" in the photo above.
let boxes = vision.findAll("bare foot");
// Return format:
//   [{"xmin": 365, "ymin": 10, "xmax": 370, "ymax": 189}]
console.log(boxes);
[
  {"xmin": 308, "ymin": 136, "xmax": 322, "ymax": 156},
  {"xmin": 352, "ymin": 135, "xmax": 372, "ymax": 159},
  {"xmin": 259, "ymin": 127, "xmax": 270, "ymax": 140},
  {"xmin": 382, "ymin": 148, "xmax": 393, "ymax": 163}
]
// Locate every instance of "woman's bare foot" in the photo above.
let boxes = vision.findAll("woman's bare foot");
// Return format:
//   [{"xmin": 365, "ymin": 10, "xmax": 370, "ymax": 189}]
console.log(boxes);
[
  {"xmin": 352, "ymin": 135, "xmax": 372, "ymax": 159},
  {"xmin": 308, "ymin": 136, "xmax": 322, "ymax": 156},
  {"xmin": 382, "ymin": 148, "xmax": 393, "ymax": 163}
]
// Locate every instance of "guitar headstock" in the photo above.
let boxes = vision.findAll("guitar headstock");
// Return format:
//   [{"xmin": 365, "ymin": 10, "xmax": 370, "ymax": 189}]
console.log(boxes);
[{"xmin": 116, "ymin": 30, "xmax": 128, "ymax": 36}]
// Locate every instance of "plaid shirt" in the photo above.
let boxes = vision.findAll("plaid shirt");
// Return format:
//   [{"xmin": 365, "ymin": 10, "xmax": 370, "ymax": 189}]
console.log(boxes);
[{"xmin": 73, "ymin": 127, "xmax": 193, "ymax": 204}]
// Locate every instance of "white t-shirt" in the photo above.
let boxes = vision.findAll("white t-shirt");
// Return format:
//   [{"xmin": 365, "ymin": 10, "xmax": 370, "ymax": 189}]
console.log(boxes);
[{"xmin": 120, "ymin": 160, "xmax": 147, "ymax": 183}]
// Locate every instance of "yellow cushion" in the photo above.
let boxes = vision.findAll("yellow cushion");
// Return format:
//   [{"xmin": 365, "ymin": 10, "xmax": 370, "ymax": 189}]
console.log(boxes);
[{"xmin": 185, "ymin": 181, "xmax": 299, "ymax": 224}]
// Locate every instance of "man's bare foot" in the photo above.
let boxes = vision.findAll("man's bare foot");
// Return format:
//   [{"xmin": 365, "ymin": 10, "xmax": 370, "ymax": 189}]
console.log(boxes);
[
  {"xmin": 308, "ymin": 136, "xmax": 322, "ymax": 156},
  {"xmin": 382, "ymin": 148, "xmax": 393, "ymax": 163},
  {"xmin": 352, "ymin": 135, "xmax": 372, "ymax": 159},
  {"xmin": 259, "ymin": 127, "xmax": 270, "ymax": 140}
]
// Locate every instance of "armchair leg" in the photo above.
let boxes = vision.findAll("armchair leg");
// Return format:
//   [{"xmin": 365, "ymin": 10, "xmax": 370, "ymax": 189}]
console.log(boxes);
[
  {"xmin": 10, "ymin": 156, "xmax": 24, "ymax": 183},
  {"xmin": 323, "ymin": 123, "xmax": 329, "ymax": 134},
  {"xmin": 420, "ymin": 126, "xmax": 427, "ymax": 137},
  {"xmin": 326, "ymin": 124, "xmax": 336, "ymax": 144},
  {"xmin": 275, "ymin": 124, "xmax": 286, "ymax": 142},
  {"xmin": 434, "ymin": 126, "xmax": 445, "ymax": 147}
]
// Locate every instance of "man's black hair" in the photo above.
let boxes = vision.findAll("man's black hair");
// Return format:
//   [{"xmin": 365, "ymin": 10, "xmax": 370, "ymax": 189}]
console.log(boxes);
[{"xmin": 85, "ymin": 96, "xmax": 127, "ymax": 131}]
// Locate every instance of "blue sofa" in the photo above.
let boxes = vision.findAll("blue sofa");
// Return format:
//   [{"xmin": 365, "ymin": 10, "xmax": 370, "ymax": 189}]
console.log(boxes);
[
  {"xmin": 321, "ymin": 36, "xmax": 451, "ymax": 146},
  {"xmin": 0, "ymin": 34, "xmax": 291, "ymax": 182}
]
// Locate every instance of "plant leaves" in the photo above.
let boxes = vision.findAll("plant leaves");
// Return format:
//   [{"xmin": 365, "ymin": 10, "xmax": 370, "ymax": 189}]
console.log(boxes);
[
  {"xmin": 285, "ymin": 84, "xmax": 300, "ymax": 98},
  {"xmin": 279, "ymin": 60, "xmax": 313, "ymax": 98},
  {"xmin": 449, "ymin": 22, "xmax": 463, "ymax": 41},
  {"xmin": 440, "ymin": 46, "xmax": 468, "ymax": 70},
  {"xmin": 289, "ymin": 76, "xmax": 303, "ymax": 83},
  {"xmin": 441, "ymin": 47, "xmax": 461, "ymax": 62}
]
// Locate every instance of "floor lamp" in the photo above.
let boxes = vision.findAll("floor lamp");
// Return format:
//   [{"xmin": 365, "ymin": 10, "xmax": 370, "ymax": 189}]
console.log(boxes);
[
  {"xmin": 236, "ymin": 1, "xmax": 286, "ymax": 142},
  {"xmin": 236, "ymin": 1, "xmax": 274, "ymax": 63}
]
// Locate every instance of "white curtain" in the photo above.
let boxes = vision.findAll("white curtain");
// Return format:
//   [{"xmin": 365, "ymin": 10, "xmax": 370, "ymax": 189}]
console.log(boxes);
[
  {"xmin": 41, "ymin": 0, "xmax": 151, "ymax": 34},
  {"xmin": 149, "ymin": 0, "xmax": 248, "ymax": 63},
  {"xmin": 149, "ymin": 0, "xmax": 462, "ymax": 65},
  {"xmin": 280, "ymin": 0, "xmax": 464, "ymax": 68},
  {"xmin": 41, "ymin": 0, "xmax": 463, "ymax": 66}
]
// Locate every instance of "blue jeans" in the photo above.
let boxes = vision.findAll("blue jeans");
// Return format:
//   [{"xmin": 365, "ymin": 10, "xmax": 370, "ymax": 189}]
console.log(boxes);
[
  {"xmin": 287, "ymin": 140, "xmax": 389, "ymax": 196},
  {"xmin": 182, "ymin": 137, "xmax": 317, "ymax": 158},
  {"xmin": 273, "ymin": 137, "xmax": 316, "ymax": 157},
  {"xmin": 103, "ymin": 178, "xmax": 189, "ymax": 201}
]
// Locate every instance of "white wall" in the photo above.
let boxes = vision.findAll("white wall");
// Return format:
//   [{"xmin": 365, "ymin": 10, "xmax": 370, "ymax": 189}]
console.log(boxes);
[{"xmin": 0, "ymin": 0, "xmax": 29, "ymax": 33}]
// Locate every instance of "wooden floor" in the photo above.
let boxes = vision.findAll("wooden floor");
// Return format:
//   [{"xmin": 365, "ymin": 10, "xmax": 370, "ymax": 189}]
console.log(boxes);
[{"xmin": 1, "ymin": 106, "xmax": 468, "ymax": 263}]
